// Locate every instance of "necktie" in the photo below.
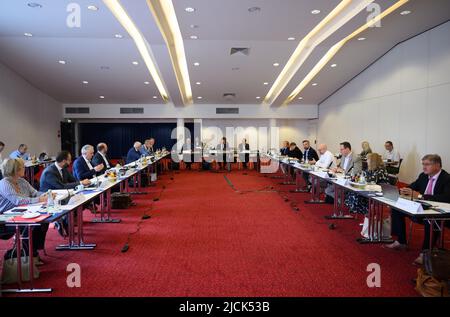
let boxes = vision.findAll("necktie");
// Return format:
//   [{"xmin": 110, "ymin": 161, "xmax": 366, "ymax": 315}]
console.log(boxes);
[{"xmin": 425, "ymin": 177, "xmax": 435, "ymax": 195}]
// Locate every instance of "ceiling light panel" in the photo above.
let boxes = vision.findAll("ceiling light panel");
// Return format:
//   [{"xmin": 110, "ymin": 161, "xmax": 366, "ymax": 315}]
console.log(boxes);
[
  {"xmin": 146, "ymin": 0, "xmax": 193, "ymax": 105},
  {"xmin": 103, "ymin": 0, "xmax": 170, "ymax": 102},
  {"xmin": 263, "ymin": 0, "xmax": 375, "ymax": 106}
]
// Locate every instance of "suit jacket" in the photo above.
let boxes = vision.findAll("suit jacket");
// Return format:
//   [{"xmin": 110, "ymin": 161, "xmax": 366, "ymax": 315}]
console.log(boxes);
[
  {"xmin": 40, "ymin": 163, "xmax": 79, "ymax": 192},
  {"xmin": 303, "ymin": 147, "xmax": 319, "ymax": 162},
  {"xmin": 409, "ymin": 169, "xmax": 450, "ymax": 203},
  {"xmin": 73, "ymin": 157, "xmax": 96, "ymax": 181},
  {"xmin": 287, "ymin": 147, "xmax": 303, "ymax": 160},
  {"xmin": 280, "ymin": 147, "xmax": 289, "ymax": 156},
  {"xmin": 126, "ymin": 147, "xmax": 141, "ymax": 164},
  {"xmin": 338, "ymin": 152, "xmax": 362, "ymax": 175},
  {"xmin": 92, "ymin": 152, "xmax": 111, "ymax": 174}
]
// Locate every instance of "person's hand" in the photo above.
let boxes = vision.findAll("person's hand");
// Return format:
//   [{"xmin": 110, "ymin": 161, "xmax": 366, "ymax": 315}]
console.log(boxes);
[
  {"xmin": 94, "ymin": 164, "xmax": 104, "ymax": 172},
  {"xmin": 400, "ymin": 187, "xmax": 420, "ymax": 199},
  {"xmin": 309, "ymin": 159, "xmax": 316, "ymax": 164},
  {"xmin": 39, "ymin": 194, "xmax": 48, "ymax": 203},
  {"xmin": 331, "ymin": 167, "xmax": 338, "ymax": 173},
  {"xmin": 81, "ymin": 179, "xmax": 91, "ymax": 186}
]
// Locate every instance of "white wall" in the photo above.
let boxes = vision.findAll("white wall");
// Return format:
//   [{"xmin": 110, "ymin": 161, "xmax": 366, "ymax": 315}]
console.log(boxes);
[
  {"xmin": 0, "ymin": 62, "xmax": 62, "ymax": 157},
  {"xmin": 318, "ymin": 22, "xmax": 450, "ymax": 183}
]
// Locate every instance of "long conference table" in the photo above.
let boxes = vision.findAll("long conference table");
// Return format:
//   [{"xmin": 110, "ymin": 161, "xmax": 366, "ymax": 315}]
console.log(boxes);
[
  {"xmin": 264, "ymin": 153, "xmax": 450, "ymax": 246},
  {"xmin": 0, "ymin": 151, "xmax": 170, "ymax": 294}
]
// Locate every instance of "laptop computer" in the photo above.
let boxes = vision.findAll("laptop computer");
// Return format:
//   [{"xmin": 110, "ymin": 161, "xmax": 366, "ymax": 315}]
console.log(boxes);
[{"xmin": 380, "ymin": 184, "xmax": 400, "ymax": 201}]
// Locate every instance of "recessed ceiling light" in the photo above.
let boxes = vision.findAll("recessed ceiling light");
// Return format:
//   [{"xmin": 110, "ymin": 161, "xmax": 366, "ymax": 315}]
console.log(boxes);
[
  {"xmin": 311, "ymin": 9, "xmax": 321, "ymax": 15},
  {"xmin": 82, "ymin": 81, "xmax": 89, "ymax": 84},
  {"xmin": 144, "ymin": 81, "xmax": 150, "ymax": 85},
  {"xmin": 190, "ymin": 35, "xmax": 198, "ymax": 40},
  {"xmin": 357, "ymin": 37, "xmax": 366, "ymax": 41},
  {"xmin": 248, "ymin": 7, "xmax": 261, "ymax": 13},
  {"xmin": 190, "ymin": 24, "xmax": 199, "ymax": 29},
  {"xmin": 312, "ymin": 83, "xmax": 318, "ymax": 86},
  {"xmin": 331, "ymin": 63, "xmax": 337, "ymax": 68},
  {"xmin": 27, "ymin": 3, "xmax": 42, "ymax": 8},
  {"xmin": 99, "ymin": 96, "xmax": 105, "ymax": 99},
  {"xmin": 193, "ymin": 62, "xmax": 200, "ymax": 66},
  {"xmin": 88, "ymin": 5, "xmax": 98, "ymax": 11},
  {"xmin": 58, "ymin": 60, "xmax": 66, "ymax": 65},
  {"xmin": 185, "ymin": 7, "xmax": 195, "ymax": 13},
  {"xmin": 197, "ymin": 96, "xmax": 203, "ymax": 99},
  {"xmin": 24, "ymin": 32, "xmax": 33, "ymax": 37},
  {"xmin": 288, "ymin": 37, "xmax": 296, "ymax": 41},
  {"xmin": 298, "ymin": 97, "xmax": 303, "ymax": 100},
  {"xmin": 263, "ymin": 82, "xmax": 269, "ymax": 85},
  {"xmin": 195, "ymin": 82, "xmax": 201, "ymax": 85},
  {"xmin": 232, "ymin": 67, "xmax": 240, "ymax": 71},
  {"xmin": 256, "ymin": 96, "xmax": 261, "ymax": 99},
  {"xmin": 273, "ymin": 63, "xmax": 280, "ymax": 67},
  {"xmin": 153, "ymin": 96, "xmax": 158, "ymax": 99},
  {"xmin": 114, "ymin": 34, "xmax": 123, "ymax": 39},
  {"xmin": 132, "ymin": 61, "xmax": 139, "ymax": 65},
  {"xmin": 100, "ymin": 66, "xmax": 110, "ymax": 70},
  {"xmin": 400, "ymin": 10, "xmax": 411, "ymax": 15}
]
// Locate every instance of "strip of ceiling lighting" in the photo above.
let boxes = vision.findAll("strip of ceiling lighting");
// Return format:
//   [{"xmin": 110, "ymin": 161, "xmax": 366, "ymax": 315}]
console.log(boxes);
[
  {"xmin": 263, "ymin": 0, "xmax": 375, "ymax": 106},
  {"xmin": 283, "ymin": 0, "xmax": 409, "ymax": 105},
  {"xmin": 103, "ymin": 0, "xmax": 170, "ymax": 102},
  {"xmin": 146, "ymin": 0, "xmax": 193, "ymax": 105}
]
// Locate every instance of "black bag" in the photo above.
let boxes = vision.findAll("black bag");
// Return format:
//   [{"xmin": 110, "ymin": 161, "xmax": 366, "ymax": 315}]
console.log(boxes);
[
  {"xmin": 111, "ymin": 193, "xmax": 132, "ymax": 209},
  {"xmin": 423, "ymin": 249, "xmax": 450, "ymax": 281}
]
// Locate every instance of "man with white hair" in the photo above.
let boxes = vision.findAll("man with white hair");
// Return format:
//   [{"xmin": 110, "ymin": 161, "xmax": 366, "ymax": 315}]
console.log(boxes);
[
  {"xmin": 313, "ymin": 144, "xmax": 336, "ymax": 169},
  {"xmin": 126, "ymin": 141, "xmax": 142, "ymax": 164},
  {"xmin": 73, "ymin": 144, "xmax": 104, "ymax": 181}
]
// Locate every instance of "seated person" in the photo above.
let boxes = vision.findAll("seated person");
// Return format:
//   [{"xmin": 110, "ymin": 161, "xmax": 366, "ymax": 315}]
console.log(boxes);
[
  {"xmin": 92, "ymin": 143, "xmax": 112, "ymax": 174},
  {"xmin": 386, "ymin": 154, "xmax": 450, "ymax": 265},
  {"xmin": 126, "ymin": 142, "xmax": 142, "ymax": 164},
  {"xmin": 73, "ymin": 145, "xmax": 104, "ymax": 181},
  {"xmin": 140, "ymin": 139, "xmax": 152, "ymax": 157},
  {"xmin": 286, "ymin": 142, "xmax": 302, "ymax": 178},
  {"xmin": 345, "ymin": 153, "xmax": 388, "ymax": 215},
  {"xmin": 0, "ymin": 158, "xmax": 49, "ymax": 262},
  {"xmin": 360, "ymin": 141, "xmax": 373, "ymax": 160},
  {"xmin": 325, "ymin": 142, "xmax": 362, "ymax": 203},
  {"xmin": 9, "ymin": 144, "xmax": 30, "ymax": 161},
  {"xmin": 238, "ymin": 138, "xmax": 250, "ymax": 169},
  {"xmin": 313, "ymin": 144, "xmax": 336, "ymax": 169},
  {"xmin": 383, "ymin": 141, "xmax": 401, "ymax": 174},
  {"xmin": 280, "ymin": 141, "xmax": 290, "ymax": 156},
  {"xmin": 40, "ymin": 151, "xmax": 91, "ymax": 237},
  {"xmin": 40, "ymin": 151, "xmax": 90, "ymax": 192}
]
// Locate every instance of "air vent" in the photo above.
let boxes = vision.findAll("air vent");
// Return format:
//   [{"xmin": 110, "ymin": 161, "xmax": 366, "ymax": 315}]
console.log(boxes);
[
  {"xmin": 223, "ymin": 93, "xmax": 236, "ymax": 102},
  {"xmin": 65, "ymin": 107, "xmax": 90, "ymax": 114},
  {"xmin": 120, "ymin": 107, "xmax": 144, "ymax": 114},
  {"xmin": 216, "ymin": 108, "xmax": 239, "ymax": 114},
  {"xmin": 230, "ymin": 47, "xmax": 250, "ymax": 56}
]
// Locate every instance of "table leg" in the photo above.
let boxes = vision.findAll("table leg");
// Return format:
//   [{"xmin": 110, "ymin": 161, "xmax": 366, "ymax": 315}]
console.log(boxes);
[
  {"xmin": 56, "ymin": 206, "xmax": 96, "ymax": 250},
  {"xmin": 304, "ymin": 175, "xmax": 325, "ymax": 204}
]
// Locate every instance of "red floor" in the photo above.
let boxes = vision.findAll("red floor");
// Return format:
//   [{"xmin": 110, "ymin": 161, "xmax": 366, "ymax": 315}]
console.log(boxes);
[{"xmin": 0, "ymin": 169, "xmax": 429, "ymax": 297}]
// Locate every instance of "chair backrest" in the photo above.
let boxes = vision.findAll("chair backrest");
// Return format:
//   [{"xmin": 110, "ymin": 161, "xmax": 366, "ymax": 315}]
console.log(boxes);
[{"xmin": 387, "ymin": 174, "xmax": 399, "ymax": 186}]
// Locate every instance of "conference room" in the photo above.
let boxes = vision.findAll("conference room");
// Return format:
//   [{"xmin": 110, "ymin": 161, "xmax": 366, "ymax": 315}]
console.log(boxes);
[{"xmin": 0, "ymin": 0, "xmax": 450, "ymax": 305}]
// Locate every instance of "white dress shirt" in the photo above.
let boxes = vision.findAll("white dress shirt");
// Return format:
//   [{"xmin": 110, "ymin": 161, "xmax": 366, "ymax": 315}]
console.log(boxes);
[
  {"xmin": 83, "ymin": 156, "xmax": 94, "ymax": 170},
  {"xmin": 315, "ymin": 150, "xmax": 335, "ymax": 169},
  {"xmin": 383, "ymin": 149, "xmax": 401, "ymax": 166},
  {"xmin": 99, "ymin": 152, "xmax": 110, "ymax": 168},
  {"xmin": 342, "ymin": 152, "xmax": 352, "ymax": 171},
  {"xmin": 55, "ymin": 163, "xmax": 64, "ymax": 179}
]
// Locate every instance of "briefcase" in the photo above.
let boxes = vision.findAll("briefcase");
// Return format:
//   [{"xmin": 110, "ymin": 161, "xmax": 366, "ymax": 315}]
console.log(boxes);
[{"xmin": 111, "ymin": 193, "xmax": 132, "ymax": 209}]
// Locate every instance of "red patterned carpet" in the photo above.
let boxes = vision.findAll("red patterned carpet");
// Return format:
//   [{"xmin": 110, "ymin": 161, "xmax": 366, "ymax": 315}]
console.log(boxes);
[{"xmin": 1, "ymin": 169, "xmax": 431, "ymax": 297}]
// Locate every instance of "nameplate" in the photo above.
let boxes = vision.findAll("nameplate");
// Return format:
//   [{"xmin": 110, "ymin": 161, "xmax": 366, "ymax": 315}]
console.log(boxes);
[
  {"xmin": 315, "ymin": 171, "xmax": 329, "ymax": 179},
  {"xmin": 396, "ymin": 198, "xmax": 424, "ymax": 214},
  {"xmin": 335, "ymin": 178, "xmax": 349, "ymax": 186}
]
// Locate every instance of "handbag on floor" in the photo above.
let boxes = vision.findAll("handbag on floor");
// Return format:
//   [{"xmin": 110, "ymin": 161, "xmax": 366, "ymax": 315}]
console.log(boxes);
[
  {"xmin": 360, "ymin": 216, "xmax": 391, "ymax": 239},
  {"xmin": 111, "ymin": 192, "xmax": 132, "ymax": 209},
  {"xmin": 415, "ymin": 268, "xmax": 449, "ymax": 297},
  {"xmin": 2, "ymin": 244, "xmax": 39, "ymax": 284}
]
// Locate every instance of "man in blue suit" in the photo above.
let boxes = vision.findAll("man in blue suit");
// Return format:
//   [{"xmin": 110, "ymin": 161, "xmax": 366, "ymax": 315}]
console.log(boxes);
[
  {"xmin": 126, "ymin": 141, "xmax": 142, "ymax": 164},
  {"xmin": 73, "ymin": 145, "xmax": 104, "ymax": 181},
  {"xmin": 40, "ymin": 151, "xmax": 91, "ymax": 192}
]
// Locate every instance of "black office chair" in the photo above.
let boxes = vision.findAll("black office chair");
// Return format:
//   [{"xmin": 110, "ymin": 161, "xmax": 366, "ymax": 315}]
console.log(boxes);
[{"xmin": 387, "ymin": 158, "xmax": 403, "ymax": 175}]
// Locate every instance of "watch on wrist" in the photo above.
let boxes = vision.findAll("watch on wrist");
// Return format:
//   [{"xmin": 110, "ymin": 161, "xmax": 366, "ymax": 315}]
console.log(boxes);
[{"xmin": 418, "ymin": 194, "xmax": 423, "ymax": 199}]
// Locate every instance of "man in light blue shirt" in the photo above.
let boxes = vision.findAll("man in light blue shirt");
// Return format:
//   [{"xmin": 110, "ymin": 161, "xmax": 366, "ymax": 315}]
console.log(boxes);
[{"xmin": 9, "ymin": 144, "xmax": 30, "ymax": 160}]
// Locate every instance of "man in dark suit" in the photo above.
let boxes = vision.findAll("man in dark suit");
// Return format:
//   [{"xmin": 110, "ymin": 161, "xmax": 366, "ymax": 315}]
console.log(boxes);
[
  {"xmin": 217, "ymin": 137, "xmax": 231, "ymax": 171},
  {"xmin": 280, "ymin": 141, "xmax": 290, "ymax": 156},
  {"xmin": 40, "ymin": 151, "xmax": 91, "ymax": 192},
  {"xmin": 287, "ymin": 142, "xmax": 303, "ymax": 161},
  {"xmin": 238, "ymin": 138, "xmax": 250, "ymax": 169},
  {"xmin": 92, "ymin": 143, "xmax": 112, "ymax": 174},
  {"xmin": 73, "ymin": 145, "xmax": 104, "ymax": 181},
  {"xmin": 387, "ymin": 154, "xmax": 450, "ymax": 264},
  {"xmin": 302, "ymin": 140, "xmax": 319, "ymax": 162},
  {"xmin": 126, "ymin": 141, "xmax": 142, "ymax": 164}
]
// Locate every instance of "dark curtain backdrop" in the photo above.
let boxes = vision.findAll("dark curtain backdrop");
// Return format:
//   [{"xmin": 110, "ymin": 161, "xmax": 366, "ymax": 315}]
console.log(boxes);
[{"xmin": 79, "ymin": 122, "xmax": 194, "ymax": 159}]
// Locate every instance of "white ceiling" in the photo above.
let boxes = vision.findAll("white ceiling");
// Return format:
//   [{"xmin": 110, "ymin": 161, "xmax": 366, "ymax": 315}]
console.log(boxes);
[{"xmin": 0, "ymin": 0, "xmax": 449, "ymax": 106}]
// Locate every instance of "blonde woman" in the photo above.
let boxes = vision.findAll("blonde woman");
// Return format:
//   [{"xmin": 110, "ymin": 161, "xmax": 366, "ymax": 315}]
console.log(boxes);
[
  {"xmin": 360, "ymin": 141, "xmax": 372, "ymax": 160},
  {"xmin": 0, "ymin": 158, "xmax": 49, "ymax": 262},
  {"xmin": 345, "ymin": 153, "xmax": 388, "ymax": 215}
]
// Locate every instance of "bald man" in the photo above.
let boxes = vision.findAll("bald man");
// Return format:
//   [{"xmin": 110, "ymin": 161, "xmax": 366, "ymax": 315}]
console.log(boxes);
[
  {"xmin": 92, "ymin": 142, "xmax": 112, "ymax": 174},
  {"xmin": 313, "ymin": 144, "xmax": 336, "ymax": 169},
  {"xmin": 126, "ymin": 141, "xmax": 142, "ymax": 164}
]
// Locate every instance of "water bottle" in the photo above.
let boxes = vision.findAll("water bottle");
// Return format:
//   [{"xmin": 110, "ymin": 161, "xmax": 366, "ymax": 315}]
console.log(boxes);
[{"xmin": 47, "ymin": 189, "xmax": 54, "ymax": 207}]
